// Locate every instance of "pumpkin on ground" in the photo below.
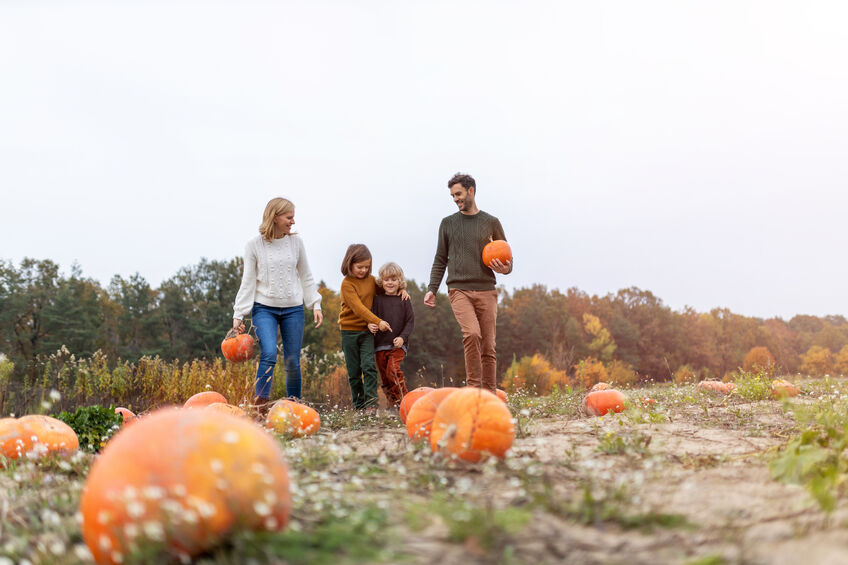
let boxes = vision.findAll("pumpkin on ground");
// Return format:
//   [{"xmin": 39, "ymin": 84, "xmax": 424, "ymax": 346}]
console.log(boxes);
[
  {"xmin": 405, "ymin": 388, "xmax": 458, "ymax": 441},
  {"xmin": 0, "ymin": 417, "xmax": 26, "ymax": 460},
  {"xmin": 399, "ymin": 387, "xmax": 434, "ymax": 424},
  {"xmin": 114, "ymin": 408, "xmax": 136, "ymax": 426},
  {"xmin": 430, "ymin": 388, "xmax": 514, "ymax": 462},
  {"xmin": 0, "ymin": 415, "xmax": 79, "ymax": 460},
  {"xmin": 205, "ymin": 403, "xmax": 249, "ymax": 418},
  {"xmin": 590, "ymin": 382, "xmax": 611, "ymax": 392},
  {"xmin": 266, "ymin": 400, "xmax": 321, "ymax": 437},
  {"xmin": 184, "ymin": 391, "xmax": 228, "ymax": 409},
  {"xmin": 772, "ymin": 379, "xmax": 800, "ymax": 399},
  {"xmin": 583, "ymin": 389, "xmax": 627, "ymax": 417},
  {"xmin": 697, "ymin": 380, "xmax": 736, "ymax": 395},
  {"xmin": 80, "ymin": 407, "xmax": 291, "ymax": 565},
  {"xmin": 482, "ymin": 240, "xmax": 512, "ymax": 268},
  {"xmin": 221, "ymin": 331, "xmax": 255, "ymax": 363}
]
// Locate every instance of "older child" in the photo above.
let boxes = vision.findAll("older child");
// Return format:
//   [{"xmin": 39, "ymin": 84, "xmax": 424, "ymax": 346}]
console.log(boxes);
[
  {"xmin": 369, "ymin": 262, "xmax": 414, "ymax": 408},
  {"xmin": 338, "ymin": 244, "xmax": 408, "ymax": 412}
]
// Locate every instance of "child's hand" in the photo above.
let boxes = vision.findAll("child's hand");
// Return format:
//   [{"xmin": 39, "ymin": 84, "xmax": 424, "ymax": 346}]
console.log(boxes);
[
  {"xmin": 378, "ymin": 320, "xmax": 393, "ymax": 333},
  {"xmin": 393, "ymin": 337, "xmax": 404, "ymax": 348},
  {"xmin": 367, "ymin": 323, "xmax": 378, "ymax": 334},
  {"xmin": 400, "ymin": 289, "xmax": 410, "ymax": 301}
]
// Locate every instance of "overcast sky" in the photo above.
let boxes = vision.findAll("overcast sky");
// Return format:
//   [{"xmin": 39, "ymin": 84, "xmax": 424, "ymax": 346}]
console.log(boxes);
[{"xmin": 2, "ymin": 1, "xmax": 847, "ymax": 320}]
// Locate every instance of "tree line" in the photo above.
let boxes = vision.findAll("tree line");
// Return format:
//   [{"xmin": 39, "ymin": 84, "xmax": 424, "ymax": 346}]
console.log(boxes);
[{"xmin": 2, "ymin": 257, "xmax": 847, "ymax": 386}]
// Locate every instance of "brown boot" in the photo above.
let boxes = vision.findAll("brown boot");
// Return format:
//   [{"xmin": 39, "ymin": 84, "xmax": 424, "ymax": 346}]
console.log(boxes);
[{"xmin": 253, "ymin": 396, "xmax": 272, "ymax": 422}]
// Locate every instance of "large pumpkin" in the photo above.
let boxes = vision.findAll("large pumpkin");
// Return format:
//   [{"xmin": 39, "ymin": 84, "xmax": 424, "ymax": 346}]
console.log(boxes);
[
  {"xmin": 184, "ymin": 391, "xmax": 228, "ymax": 409},
  {"xmin": 266, "ymin": 400, "xmax": 321, "ymax": 437},
  {"xmin": 405, "ymin": 388, "xmax": 458, "ymax": 441},
  {"xmin": 80, "ymin": 407, "xmax": 291, "ymax": 565},
  {"xmin": 583, "ymin": 389, "xmax": 627, "ymax": 417},
  {"xmin": 206, "ymin": 403, "xmax": 249, "ymax": 418},
  {"xmin": 398, "ymin": 387, "xmax": 434, "ymax": 424},
  {"xmin": 221, "ymin": 331, "xmax": 255, "ymax": 363},
  {"xmin": 590, "ymin": 382, "xmax": 611, "ymax": 392},
  {"xmin": 17, "ymin": 415, "xmax": 80, "ymax": 455},
  {"xmin": 772, "ymin": 379, "xmax": 800, "ymax": 399},
  {"xmin": 0, "ymin": 417, "xmax": 26, "ymax": 460},
  {"xmin": 482, "ymin": 240, "xmax": 512, "ymax": 268},
  {"xmin": 430, "ymin": 388, "xmax": 514, "ymax": 462}
]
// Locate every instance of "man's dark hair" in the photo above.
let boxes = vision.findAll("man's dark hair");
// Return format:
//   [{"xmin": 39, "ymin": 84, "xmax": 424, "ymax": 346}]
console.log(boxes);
[{"xmin": 447, "ymin": 173, "xmax": 476, "ymax": 191}]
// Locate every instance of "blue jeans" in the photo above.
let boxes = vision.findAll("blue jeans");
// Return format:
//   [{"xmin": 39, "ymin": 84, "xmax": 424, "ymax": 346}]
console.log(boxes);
[{"xmin": 251, "ymin": 303, "xmax": 305, "ymax": 399}]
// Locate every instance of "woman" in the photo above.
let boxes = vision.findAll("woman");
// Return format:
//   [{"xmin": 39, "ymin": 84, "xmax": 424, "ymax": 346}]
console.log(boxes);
[{"xmin": 232, "ymin": 197, "xmax": 323, "ymax": 411}]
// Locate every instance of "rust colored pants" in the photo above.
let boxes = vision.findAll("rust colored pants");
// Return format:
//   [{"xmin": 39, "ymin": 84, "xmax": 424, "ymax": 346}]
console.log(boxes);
[
  {"xmin": 375, "ymin": 348, "xmax": 409, "ymax": 407},
  {"xmin": 448, "ymin": 289, "xmax": 498, "ymax": 392}
]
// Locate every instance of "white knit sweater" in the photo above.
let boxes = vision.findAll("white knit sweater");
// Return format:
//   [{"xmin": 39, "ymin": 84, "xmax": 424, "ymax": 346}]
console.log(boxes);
[{"xmin": 232, "ymin": 234, "xmax": 322, "ymax": 320}]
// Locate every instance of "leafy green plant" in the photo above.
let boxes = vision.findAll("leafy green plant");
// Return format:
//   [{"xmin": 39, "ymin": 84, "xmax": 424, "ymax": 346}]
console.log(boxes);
[{"xmin": 54, "ymin": 404, "xmax": 122, "ymax": 452}]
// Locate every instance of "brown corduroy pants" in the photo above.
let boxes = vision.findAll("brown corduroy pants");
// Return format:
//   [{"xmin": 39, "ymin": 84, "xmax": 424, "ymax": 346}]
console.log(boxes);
[
  {"xmin": 448, "ymin": 289, "xmax": 498, "ymax": 392},
  {"xmin": 375, "ymin": 348, "xmax": 408, "ymax": 407}
]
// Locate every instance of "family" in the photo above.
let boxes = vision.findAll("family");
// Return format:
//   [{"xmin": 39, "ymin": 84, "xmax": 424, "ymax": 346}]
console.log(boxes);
[{"xmin": 231, "ymin": 172, "xmax": 512, "ymax": 415}]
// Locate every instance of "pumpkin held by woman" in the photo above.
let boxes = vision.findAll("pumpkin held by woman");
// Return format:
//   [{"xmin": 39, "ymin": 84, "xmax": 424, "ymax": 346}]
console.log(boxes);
[{"xmin": 221, "ymin": 331, "xmax": 255, "ymax": 363}]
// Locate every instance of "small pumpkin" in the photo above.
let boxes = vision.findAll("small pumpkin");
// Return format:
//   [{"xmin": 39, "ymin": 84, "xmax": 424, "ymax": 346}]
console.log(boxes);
[
  {"xmin": 405, "ymin": 387, "xmax": 458, "ymax": 441},
  {"xmin": 266, "ymin": 400, "xmax": 321, "ymax": 437},
  {"xmin": 80, "ymin": 407, "xmax": 291, "ymax": 565},
  {"xmin": 221, "ymin": 330, "xmax": 255, "ymax": 363},
  {"xmin": 114, "ymin": 407, "xmax": 136, "ymax": 426},
  {"xmin": 583, "ymin": 389, "xmax": 627, "ymax": 417},
  {"xmin": 430, "ymin": 388, "xmax": 514, "ymax": 462},
  {"xmin": 590, "ymin": 382, "xmax": 611, "ymax": 392},
  {"xmin": 399, "ymin": 387, "xmax": 434, "ymax": 424},
  {"xmin": 17, "ymin": 415, "xmax": 79, "ymax": 456},
  {"xmin": 205, "ymin": 403, "xmax": 249, "ymax": 418},
  {"xmin": 697, "ymin": 380, "xmax": 736, "ymax": 395},
  {"xmin": 772, "ymin": 379, "xmax": 800, "ymax": 399},
  {"xmin": 482, "ymin": 240, "xmax": 512, "ymax": 268},
  {"xmin": 184, "ymin": 391, "xmax": 228, "ymax": 409}
]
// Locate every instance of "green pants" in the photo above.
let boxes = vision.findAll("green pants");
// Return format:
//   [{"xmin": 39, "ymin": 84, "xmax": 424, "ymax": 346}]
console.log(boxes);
[{"xmin": 341, "ymin": 330, "xmax": 379, "ymax": 409}]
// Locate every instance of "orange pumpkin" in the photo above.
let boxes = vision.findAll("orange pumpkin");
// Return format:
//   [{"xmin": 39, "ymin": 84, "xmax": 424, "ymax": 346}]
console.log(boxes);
[
  {"xmin": 482, "ymin": 240, "xmax": 512, "ymax": 268},
  {"xmin": 266, "ymin": 400, "xmax": 321, "ymax": 437},
  {"xmin": 0, "ymin": 417, "xmax": 26, "ymax": 461},
  {"xmin": 17, "ymin": 415, "xmax": 79, "ymax": 455},
  {"xmin": 80, "ymin": 407, "xmax": 291, "ymax": 565},
  {"xmin": 115, "ymin": 407, "xmax": 136, "ymax": 426},
  {"xmin": 405, "ymin": 387, "xmax": 458, "ymax": 441},
  {"xmin": 184, "ymin": 391, "xmax": 228, "ymax": 409},
  {"xmin": 583, "ymin": 389, "xmax": 627, "ymax": 417},
  {"xmin": 221, "ymin": 331, "xmax": 255, "ymax": 363},
  {"xmin": 399, "ymin": 387, "xmax": 434, "ymax": 424},
  {"xmin": 697, "ymin": 380, "xmax": 736, "ymax": 395},
  {"xmin": 641, "ymin": 397, "xmax": 656, "ymax": 406},
  {"xmin": 430, "ymin": 388, "xmax": 514, "ymax": 462},
  {"xmin": 772, "ymin": 379, "xmax": 800, "ymax": 399},
  {"xmin": 590, "ymin": 382, "xmax": 611, "ymax": 392},
  {"xmin": 495, "ymin": 388, "xmax": 508, "ymax": 403},
  {"xmin": 205, "ymin": 403, "xmax": 249, "ymax": 418}
]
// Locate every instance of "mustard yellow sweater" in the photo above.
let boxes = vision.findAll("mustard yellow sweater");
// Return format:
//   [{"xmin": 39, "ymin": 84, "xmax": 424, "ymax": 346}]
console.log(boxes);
[{"xmin": 338, "ymin": 275, "xmax": 383, "ymax": 331}]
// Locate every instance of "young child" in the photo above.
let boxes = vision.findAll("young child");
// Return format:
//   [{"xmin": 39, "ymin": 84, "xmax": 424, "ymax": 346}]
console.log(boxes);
[
  {"xmin": 369, "ymin": 262, "xmax": 414, "ymax": 408},
  {"xmin": 338, "ymin": 244, "xmax": 408, "ymax": 412}
]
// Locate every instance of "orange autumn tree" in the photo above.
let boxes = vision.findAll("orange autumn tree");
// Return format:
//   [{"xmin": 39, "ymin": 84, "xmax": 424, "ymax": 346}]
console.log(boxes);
[
  {"xmin": 743, "ymin": 346, "xmax": 776, "ymax": 374},
  {"xmin": 833, "ymin": 345, "xmax": 848, "ymax": 376},
  {"xmin": 502, "ymin": 354, "xmax": 568, "ymax": 395},
  {"xmin": 799, "ymin": 346, "xmax": 833, "ymax": 377}
]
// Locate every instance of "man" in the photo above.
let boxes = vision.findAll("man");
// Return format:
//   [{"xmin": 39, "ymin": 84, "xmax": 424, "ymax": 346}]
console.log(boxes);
[{"xmin": 424, "ymin": 172, "xmax": 512, "ymax": 392}]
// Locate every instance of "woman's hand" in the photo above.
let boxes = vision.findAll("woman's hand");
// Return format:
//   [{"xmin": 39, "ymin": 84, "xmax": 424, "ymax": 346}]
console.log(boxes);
[
  {"xmin": 378, "ymin": 320, "xmax": 393, "ymax": 333},
  {"xmin": 314, "ymin": 309, "xmax": 324, "ymax": 328},
  {"xmin": 232, "ymin": 318, "xmax": 245, "ymax": 333}
]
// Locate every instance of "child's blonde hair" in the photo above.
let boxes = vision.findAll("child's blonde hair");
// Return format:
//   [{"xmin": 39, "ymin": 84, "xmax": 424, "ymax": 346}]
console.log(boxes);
[{"xmin": 376, "ymin": 262, "xmax": 407, "ymax": 291}]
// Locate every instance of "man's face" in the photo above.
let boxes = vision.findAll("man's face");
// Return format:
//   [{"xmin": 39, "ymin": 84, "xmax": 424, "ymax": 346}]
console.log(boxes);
[{"xmin": 449, "ymin": 183, "xmax": 474, "ymax": 212}]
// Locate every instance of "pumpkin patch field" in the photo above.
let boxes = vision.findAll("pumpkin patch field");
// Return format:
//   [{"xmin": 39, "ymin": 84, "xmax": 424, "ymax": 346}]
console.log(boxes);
[{"xmin": 4, "ymin": 375, "xmax": 848, "ymax": 564}]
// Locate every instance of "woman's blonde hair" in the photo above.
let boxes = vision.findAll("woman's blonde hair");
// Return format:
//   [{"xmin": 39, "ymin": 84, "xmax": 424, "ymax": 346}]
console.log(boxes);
[
  {"xmin": 259, "ymin": 197, "xmax": 295, "ymax": 241},
  {"xmin": 376, "ymin": 262, "xmax": 407, "ymax": 291}
]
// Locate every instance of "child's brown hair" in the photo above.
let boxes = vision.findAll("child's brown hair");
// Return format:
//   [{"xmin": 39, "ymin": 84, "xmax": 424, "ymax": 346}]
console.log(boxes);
[{"xmin": 340, "ymin": 243, "xmax": 373, "ymax": 277}]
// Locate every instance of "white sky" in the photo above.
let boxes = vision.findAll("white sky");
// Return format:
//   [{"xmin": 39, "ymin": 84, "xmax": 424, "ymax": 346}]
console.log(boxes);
[{"xmin": 2, "ymin": 1, "xmax": 847, "ymax": 320}]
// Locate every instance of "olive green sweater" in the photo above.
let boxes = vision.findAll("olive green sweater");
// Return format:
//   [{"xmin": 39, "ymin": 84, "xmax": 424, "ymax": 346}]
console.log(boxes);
[{"xmin": 428, "ymin": 211, "xmax": 508, "ymax": 294}]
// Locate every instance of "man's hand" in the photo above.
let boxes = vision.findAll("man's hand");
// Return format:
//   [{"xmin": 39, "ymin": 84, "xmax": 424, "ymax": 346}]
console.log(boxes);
[
  {"xmin": 393, "ymin": 337, "xmax": 404, "ymax": 348},
  {"xmin": 367, "ymin": 323, "xmax": 378, "ymax": 334},
  {"xmin": 314, "ymin": 309, "xmax": 324, "ymax": 328},
  {"xmin": 488, "ymin": 258, "xmax": 512, "ymax": 275},
  {"xmin": 424, "ymin": 291, "xmax": 436, "ymax": 308}
]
